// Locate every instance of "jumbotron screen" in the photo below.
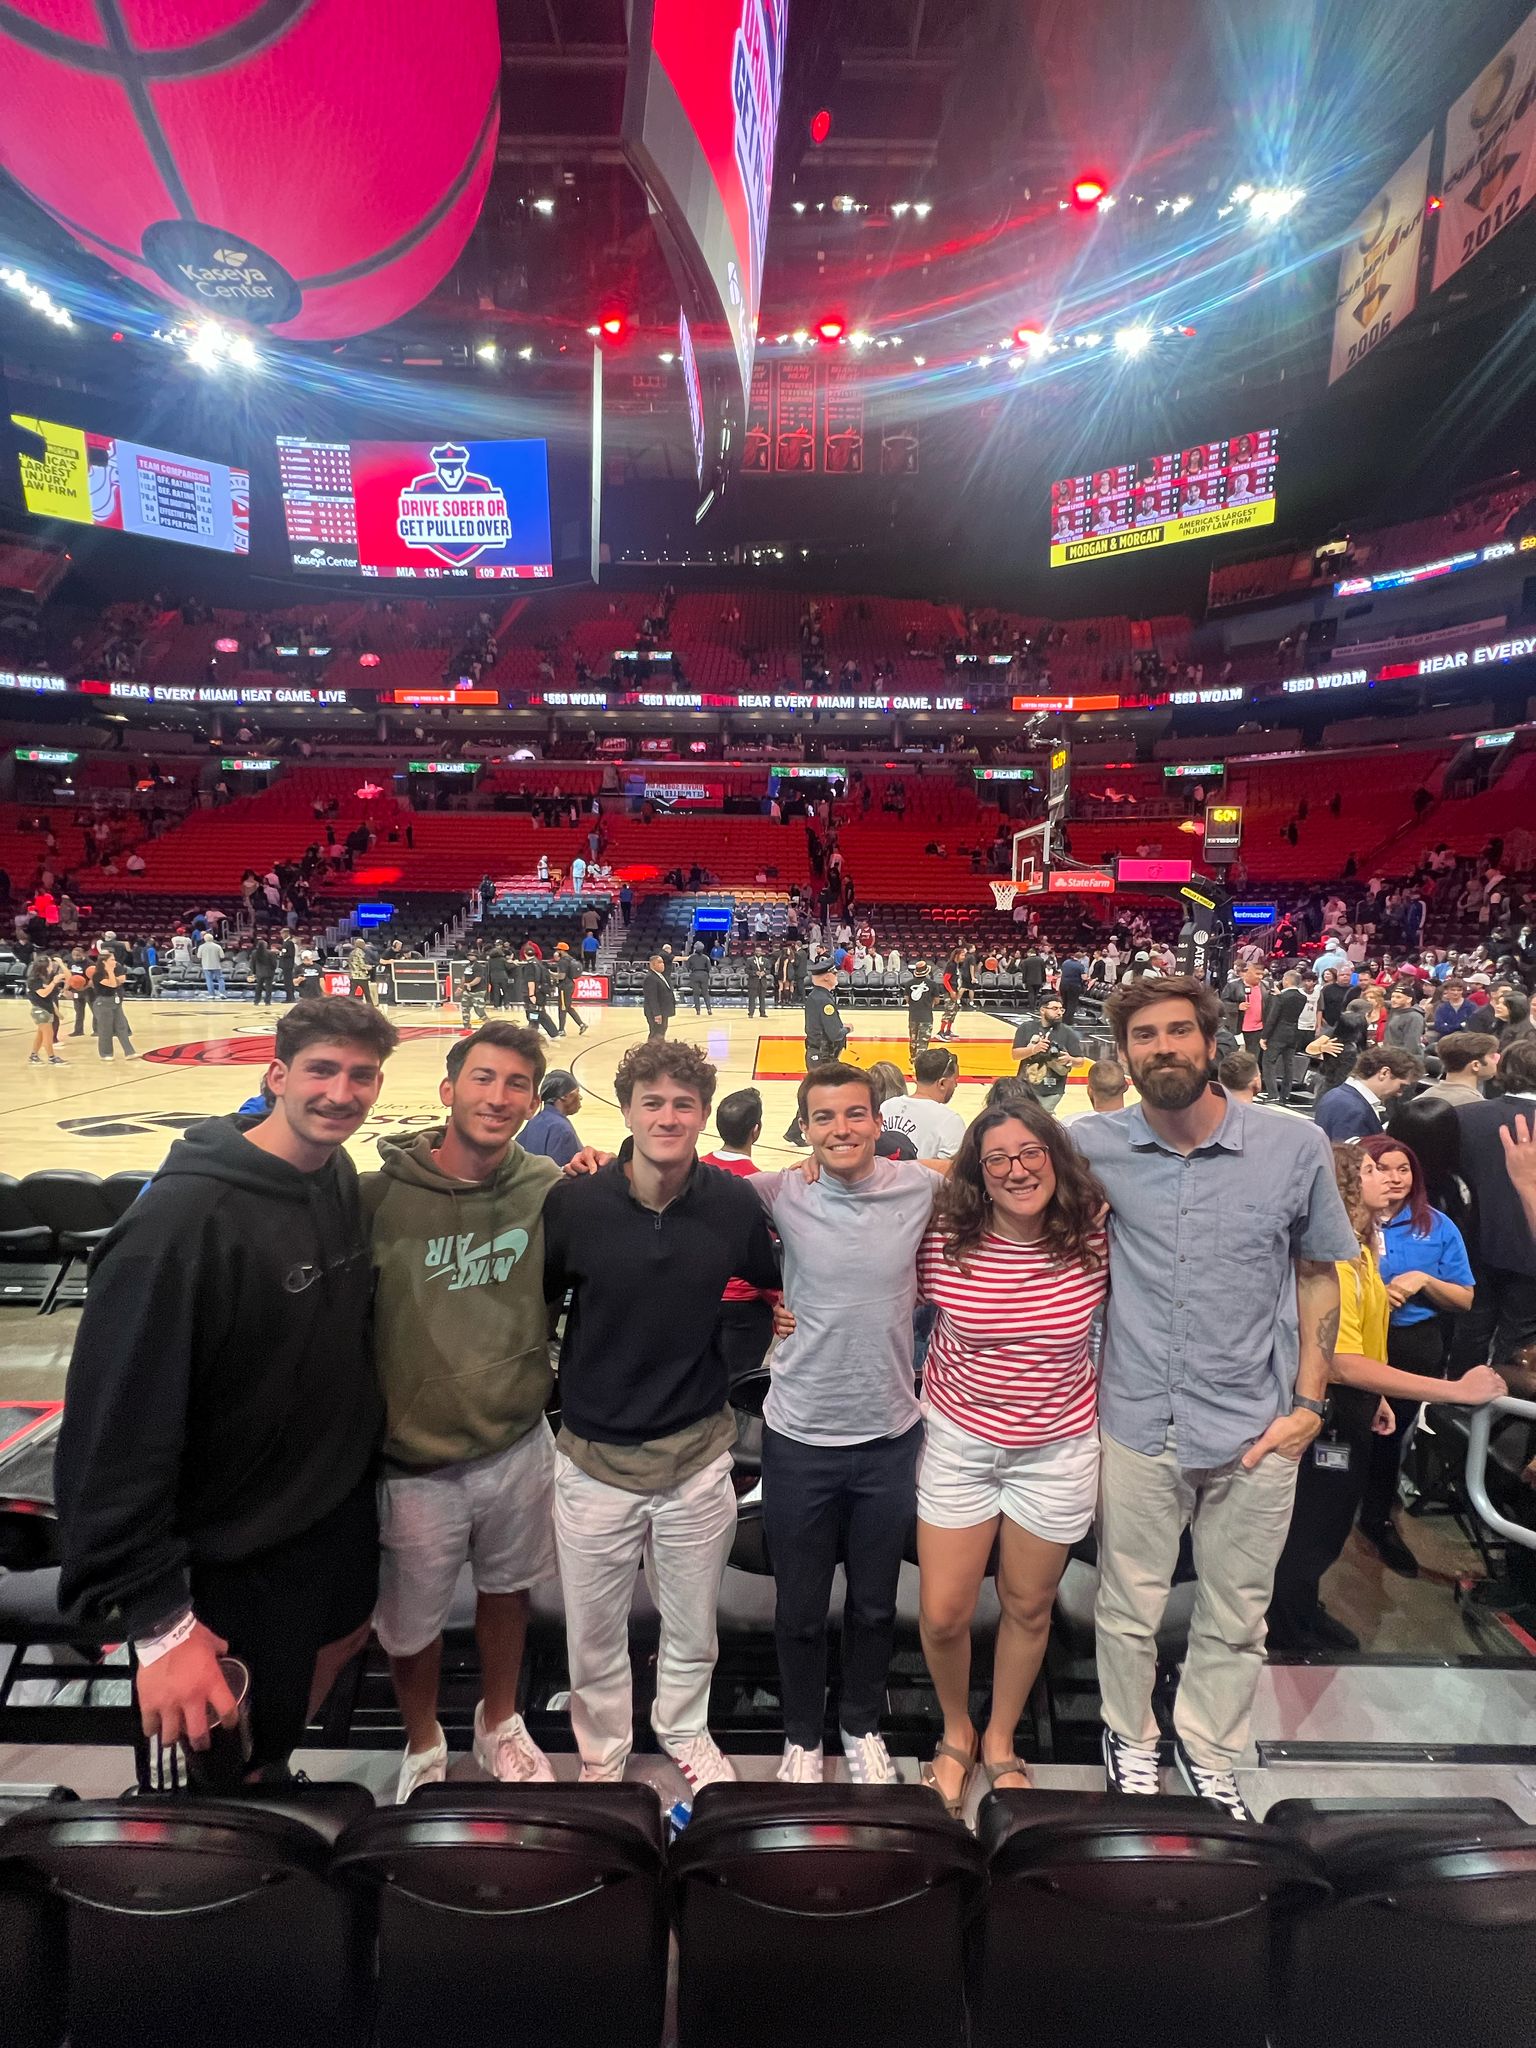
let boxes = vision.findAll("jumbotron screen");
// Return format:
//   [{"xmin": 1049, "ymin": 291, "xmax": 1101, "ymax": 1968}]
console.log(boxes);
[
  {"xmin": 276, "ymin": 435, "xmax": 553, "ymax": 579},
  {"xmin": 1049, "ymin": 429, "xmax": 1278, "ymax": 567},
  {"xmin": 13, "ymin": 414, "xmax": 249, "ymax": 554}
]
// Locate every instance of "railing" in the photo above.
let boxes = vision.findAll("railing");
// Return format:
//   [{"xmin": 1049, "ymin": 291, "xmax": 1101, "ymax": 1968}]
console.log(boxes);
[{"xmin": 1465, "ymin": 1397, "xmax": 1536, "ymax": 1552}]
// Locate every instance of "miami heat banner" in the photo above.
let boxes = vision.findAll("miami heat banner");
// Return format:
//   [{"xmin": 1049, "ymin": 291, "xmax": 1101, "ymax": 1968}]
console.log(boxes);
[
  {"xmin": 742, "ymin": 362, "xmax": 772, "ymax": 472},
  {"xmin": 1434, "ymin": 5, "xmax": 1536, "ymax": 292},
  {"xmin": 820, "ymin": 362, "xmax": 865, "ymax": 475},
  {"xmin": 1328, "ymin": 134, "xmax": 1431, "ymax": 385},
  {"xmin": 343, "ymin": 440, "xmax": 552, "ymax": 580}
]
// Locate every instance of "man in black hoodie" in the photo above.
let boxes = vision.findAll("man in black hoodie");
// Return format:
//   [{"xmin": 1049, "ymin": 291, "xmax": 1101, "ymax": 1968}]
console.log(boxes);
[{"xmin": 56, "ymin": 997, "xmax": 400, "ymax": 1772}]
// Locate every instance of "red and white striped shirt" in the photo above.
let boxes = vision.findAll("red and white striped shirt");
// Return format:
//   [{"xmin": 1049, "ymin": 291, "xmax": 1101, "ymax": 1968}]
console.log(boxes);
[{"xmin": 917, "ymin": 1225, "xmax": 1106, "ymax": 1447}]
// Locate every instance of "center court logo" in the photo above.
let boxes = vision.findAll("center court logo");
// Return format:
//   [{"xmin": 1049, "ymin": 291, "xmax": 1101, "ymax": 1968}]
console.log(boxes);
[{"xmin": 395, "ymin": 444, "xmax": 512, "ymax": 568}]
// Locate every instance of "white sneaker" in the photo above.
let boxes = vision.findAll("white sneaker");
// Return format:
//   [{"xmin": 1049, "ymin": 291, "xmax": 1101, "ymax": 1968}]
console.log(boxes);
[
  {"xmin": 664, "ymin": 1731, "xmax": 738, "ymax": 1795},
  {"xmin": 840, "ymin": 1730, "xmax": 897, "ymax": 1785},
  {"xmin": 777, "ymin": 1742, "xmax": 825, "ymax": 1784},
  {"xmin": 578, "ymin": 1761, "xmax": 628, "ymax": 1783},
  {"xmin": 473, "ymin": 1702, "xmax": 555, "ymax": 1784},
  {"xmin": 396, "ymin": 1724, "xmax": 449, "ymax": 1803}
]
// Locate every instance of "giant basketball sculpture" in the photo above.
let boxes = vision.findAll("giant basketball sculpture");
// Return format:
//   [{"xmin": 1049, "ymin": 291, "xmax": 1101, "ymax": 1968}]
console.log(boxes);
[{"xmin": 0, "ymin": 0, "xmax": 501, "ymax": 340}]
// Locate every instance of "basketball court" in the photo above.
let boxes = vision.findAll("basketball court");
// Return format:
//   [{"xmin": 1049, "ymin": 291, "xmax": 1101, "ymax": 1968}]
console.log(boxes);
[{"xmin": 0, "ymin": 996, "xmax": 1075, "ymax": 1184}]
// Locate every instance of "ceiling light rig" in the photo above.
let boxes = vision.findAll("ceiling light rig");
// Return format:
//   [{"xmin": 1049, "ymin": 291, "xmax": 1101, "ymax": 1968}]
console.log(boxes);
[{"xmin": 1, "ymin": 265, "xmax": 73, "ymax": 327}]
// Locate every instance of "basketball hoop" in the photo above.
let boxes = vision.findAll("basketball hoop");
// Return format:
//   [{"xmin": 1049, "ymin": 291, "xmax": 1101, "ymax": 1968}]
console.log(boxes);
[{"xmin": 990, "ymin": 881, "xmax": 1019, "ymax": 910}]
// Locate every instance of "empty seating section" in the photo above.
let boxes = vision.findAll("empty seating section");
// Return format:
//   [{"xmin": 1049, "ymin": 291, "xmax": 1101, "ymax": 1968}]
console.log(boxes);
[
  {"xmin": 0, "ymin": 1784, "xmax": 1529, "ymax": 2048},
  {"xmin": 1209, "ymin": 474, "xmax": 1536, "ymax": 609},
  {"xmin": 1063, "ymin": 745, "xmax": 1460, "ymax": 881},
  {"xmin": 1385, "ymin": 750, "xmax": 1536, "ymax": 865}
]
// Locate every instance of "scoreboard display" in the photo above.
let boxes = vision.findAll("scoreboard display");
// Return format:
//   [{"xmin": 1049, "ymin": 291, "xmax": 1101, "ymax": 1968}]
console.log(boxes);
[{"xmin": 1050, "ymin": 430, "xmax": 1277, "ymax": 566}]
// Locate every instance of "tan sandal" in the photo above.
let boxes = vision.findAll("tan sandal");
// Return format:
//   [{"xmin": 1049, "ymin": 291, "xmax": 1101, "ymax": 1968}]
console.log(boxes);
[
  {"xmin": 920, "ymin": 1733, "xmax": 978, "ymax": 1819},
  {"xmin": 977, "ymin": 1756, "xmax": 1033, "ymax": 1793}
]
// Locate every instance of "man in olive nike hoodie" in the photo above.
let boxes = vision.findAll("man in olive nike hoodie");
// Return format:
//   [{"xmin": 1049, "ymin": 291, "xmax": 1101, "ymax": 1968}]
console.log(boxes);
[{"xmin": 362, "ymin": 1020, "xmax": 567, "ymax": 1802}]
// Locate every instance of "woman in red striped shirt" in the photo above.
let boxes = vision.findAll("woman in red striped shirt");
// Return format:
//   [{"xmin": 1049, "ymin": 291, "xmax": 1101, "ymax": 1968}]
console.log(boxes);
[{"xmin": 916, "ymin": 1101, "xmax": 1108, "ymax": 1815}]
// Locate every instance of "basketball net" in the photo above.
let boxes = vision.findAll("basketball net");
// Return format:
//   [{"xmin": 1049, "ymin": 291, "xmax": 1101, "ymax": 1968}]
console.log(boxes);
[{"xmin": 990, "ymin": 881, "xmax": 1019, "ymax": 910}]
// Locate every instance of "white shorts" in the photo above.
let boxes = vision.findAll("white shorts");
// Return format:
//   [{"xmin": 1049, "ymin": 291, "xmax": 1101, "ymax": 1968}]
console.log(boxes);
[
  {"xmin": 375, "ymin": 1419, "xmax": 558, "ymax": 1657},
  {"xmin": 917, "ymin": 1406, "xmax": 1099, "ymax": 1543}
]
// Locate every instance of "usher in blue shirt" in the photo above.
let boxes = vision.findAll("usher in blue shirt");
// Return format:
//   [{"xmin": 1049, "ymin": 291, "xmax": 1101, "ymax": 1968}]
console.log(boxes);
[{"xmin": 1378, "ymin": 1206, "xmax": 1474, "ymax": 1326}]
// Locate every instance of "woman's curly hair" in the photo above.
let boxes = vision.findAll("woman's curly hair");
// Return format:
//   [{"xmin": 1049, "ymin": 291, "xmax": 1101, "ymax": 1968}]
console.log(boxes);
[{"xmin": 938, "ymin": 1100, "xmax": 1107, "ymax": 1273}]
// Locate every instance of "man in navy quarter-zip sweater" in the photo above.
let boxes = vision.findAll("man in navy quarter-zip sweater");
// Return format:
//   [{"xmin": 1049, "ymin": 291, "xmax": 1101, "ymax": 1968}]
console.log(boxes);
[{"xmin": 542, "ymin": 1039, "xmax": 779, "ymax": 1798}]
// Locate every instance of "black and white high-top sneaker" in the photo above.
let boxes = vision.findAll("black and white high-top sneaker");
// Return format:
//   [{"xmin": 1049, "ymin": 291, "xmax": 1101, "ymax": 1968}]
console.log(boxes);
[
  {"xmin": 1101, "ymin": 1726, "xmax": 1162, "ymax": 1795},
  {"xmin": 1174, "ymin": 1739, "xmax": 1254, "ymax": 1821}
]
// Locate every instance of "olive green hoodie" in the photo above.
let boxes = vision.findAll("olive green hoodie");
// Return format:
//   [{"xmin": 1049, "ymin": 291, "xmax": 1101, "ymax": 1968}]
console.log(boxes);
[{"xmin": 362, "ymin": 1126, "xmax": 561, "ymax": 1469}]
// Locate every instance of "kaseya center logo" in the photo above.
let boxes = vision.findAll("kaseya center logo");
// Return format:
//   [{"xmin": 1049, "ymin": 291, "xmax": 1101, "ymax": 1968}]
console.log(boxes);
[{"xmin": 395, "ymin": 443, "xmax": 513, "ymax": 567}]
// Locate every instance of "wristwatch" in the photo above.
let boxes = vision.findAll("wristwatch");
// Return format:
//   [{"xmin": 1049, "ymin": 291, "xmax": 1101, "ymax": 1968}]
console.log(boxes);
[{"xmin": 1290, "ymin": 1395, "xmax": 1327, "ymax": 1419}]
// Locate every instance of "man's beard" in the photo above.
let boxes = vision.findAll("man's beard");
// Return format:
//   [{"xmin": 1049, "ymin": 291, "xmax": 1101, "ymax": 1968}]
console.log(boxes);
[{"xmin": 1130, "ymin": 1054, "xmax": 1211, "ymax": 1111}]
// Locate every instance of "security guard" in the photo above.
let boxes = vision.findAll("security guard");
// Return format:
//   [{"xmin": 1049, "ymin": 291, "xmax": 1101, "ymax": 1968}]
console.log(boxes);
[
  {"xmin": 516, "ymin": 947, "xmax": 560, "ymax": 1038},
  {"xmin": 746, "ymin": 946, "xmax": 773, "ymax": 1020},
  {"xmin": 905, "ymin": 956, "xmax": 935, "ymax": 1064},
  {"xmin": 784, "ymin": 961, "xmax": 849, "ymax": 1144}
]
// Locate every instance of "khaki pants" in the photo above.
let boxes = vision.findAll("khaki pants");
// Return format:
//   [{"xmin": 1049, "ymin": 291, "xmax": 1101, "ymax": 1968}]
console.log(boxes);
[{"xmin": 1095, "ymin": 1426, "xmax": 1299, "ymax": 1769}]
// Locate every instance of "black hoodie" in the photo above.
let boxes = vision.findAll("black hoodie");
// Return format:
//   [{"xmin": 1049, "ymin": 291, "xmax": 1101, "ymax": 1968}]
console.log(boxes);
[{"xmin": 55, "ymin": 1115, "xmax": 381, "ymax": 1640}]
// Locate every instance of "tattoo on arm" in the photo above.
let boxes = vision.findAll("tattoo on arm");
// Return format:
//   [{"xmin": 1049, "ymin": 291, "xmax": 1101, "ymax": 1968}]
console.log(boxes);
[{"xmin": 1316, "ymin": 1306, "xmax": 1339, "ymax": 1361}]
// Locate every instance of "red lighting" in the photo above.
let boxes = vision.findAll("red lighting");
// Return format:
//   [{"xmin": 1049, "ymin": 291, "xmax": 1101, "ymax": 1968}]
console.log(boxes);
[
  {"xmin": 110, "ymin": 330, "xmax": 124, "ymax": 342},
  {"xmin": 358, "ymin": 652, "xmax": 381, "ymax": 668},
  {"xmin": 1071, "ymin": 173, "xmax": 1108, "ymax": 211},
  {"xmin": 816, "ymin": 314, "xmax": 845, "ymax": 342},
  {"xmin": 599, "ymin": 313, "xmax": 626, "ymax": 338},
  {"xmin": 1427, "ymin": 194, "xmax": 1442, "ymax": 212},
  {"xmin": 809, "ymin": 108, "xmax": 832, "ymax": 145},
  {"xmin": 1013, "ymin": 323, "xmax": 1044, "ymax": 349}
]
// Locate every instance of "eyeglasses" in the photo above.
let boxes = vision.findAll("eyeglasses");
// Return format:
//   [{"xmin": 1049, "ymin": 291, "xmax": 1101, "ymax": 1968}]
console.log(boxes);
[{"xmin": 981, "ymin": 1144, "xmax": 1050, "ymax": 1178}]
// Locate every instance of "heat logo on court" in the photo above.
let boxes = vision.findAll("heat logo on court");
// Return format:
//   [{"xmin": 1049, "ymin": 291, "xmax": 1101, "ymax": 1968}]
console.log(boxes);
[{"xmin": 394, "ymin": 444, "xmax": 513, "ymax": 568}]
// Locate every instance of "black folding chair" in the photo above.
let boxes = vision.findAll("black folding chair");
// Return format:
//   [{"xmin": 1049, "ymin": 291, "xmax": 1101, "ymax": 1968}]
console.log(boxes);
[
  {"xmin": 18, "ymin": 1173, "xmax": 117, "ymax": 1314},
  {"xmin": 0, "ymin": 1176, "xmax": 54, "ymax": 1309}
]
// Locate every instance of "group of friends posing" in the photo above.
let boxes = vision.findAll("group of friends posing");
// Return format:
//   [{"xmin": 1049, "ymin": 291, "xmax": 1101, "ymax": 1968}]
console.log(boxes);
[{"xmin": 54, "ymin": 978, "xmax": 1535, "ymax": 1818}]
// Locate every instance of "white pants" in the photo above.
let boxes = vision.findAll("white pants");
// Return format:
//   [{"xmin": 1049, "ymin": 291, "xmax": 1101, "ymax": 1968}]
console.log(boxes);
[{"xmin": 554, "ymin": 1450, "xmax": 737, "ymax": 1775}]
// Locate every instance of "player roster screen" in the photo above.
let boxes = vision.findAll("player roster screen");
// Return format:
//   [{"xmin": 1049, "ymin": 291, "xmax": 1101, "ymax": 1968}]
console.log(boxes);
[
  {"xmin": 1050, "ymin": 429, "xmax": 1277, "ymax": 566},
  {"xmin": 277, "ymin": 434, "xmax": 554, "ymax": 579}
]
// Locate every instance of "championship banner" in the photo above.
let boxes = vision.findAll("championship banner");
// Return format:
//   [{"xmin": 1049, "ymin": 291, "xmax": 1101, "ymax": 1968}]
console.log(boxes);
[
  {"xmin": 742, "ymin": 361, "xmax": 772, "ymax": 471},
  {"xmin": 773, "ymin": 359, "xmax": 817, "ymax": 471},
  {"xmin": 1434, "ymin": 5, "xmax": 1536, "ymax": 292},
  {"xmin": 880, "ymin": 418, "xmax": 920, "ymax": 476},
  {"xmin": 820, "ymin": 361, "xmax": 865, "ymax": 475},
  {"xmin": 1329, "ymin": 134, "xmax": 1432, "ymax": 385}
]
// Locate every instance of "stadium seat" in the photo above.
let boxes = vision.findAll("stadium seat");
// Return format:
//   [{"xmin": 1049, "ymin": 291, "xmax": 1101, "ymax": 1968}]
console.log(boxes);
[
  {"xmin": 1267, "ymin": 1798, "xmax": 1536, "ymax": 2048},
  {"xmin": 3, "ymin": 1783, "xmax": 376, "ymax": 2048},
  {"xmin": 972, "ymin": 1791, "xmax": 1328, "ymax": 2048},
  {"xmin": 100, "ymin": 1170, "xmax": 152, "ymax": 1218},
  {"xmin": 0, "ymin": 1784, "xmax": 76, "ymax": 2048},
  {"xmin": 0, "ymin": 1176, "xmax": 54, "ymax": 1308},
  {"xmin": 18, "ymin": 1174, "xmax": 117, "ymax": 1315},
  {"xmin": 671, "ymin": 1783, "xmax": 984, "ymax": 2048},
  {"xmin": 333, "ymin": 1783, "xmax": 668, "ymax": 2048}
]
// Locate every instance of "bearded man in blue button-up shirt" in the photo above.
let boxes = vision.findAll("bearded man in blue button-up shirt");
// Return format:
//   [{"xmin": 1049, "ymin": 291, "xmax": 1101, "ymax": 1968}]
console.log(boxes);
[{"xmin": 1072, "ymin": 975, "xmax": 1357, "ymax": 1821}]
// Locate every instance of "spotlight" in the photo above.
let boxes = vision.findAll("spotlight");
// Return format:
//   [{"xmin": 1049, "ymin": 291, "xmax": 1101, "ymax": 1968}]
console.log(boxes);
[
  {"xmin": 1008, "ymin": 354, "xmax": 1024, "ymax": 370},
  {"xmin": 810, "ymin": 107, "xmax": 832, "ymax": 145},
  {"xmin": 517, "ymin": 345, "xmax": 534, "ymax": 360},
  {"xmin": 1171, "ymin": 194, "xmax": 1193, "ymax": 215},
  {"xmin": 1013, "ymin": 322, "xmax": 1047, "ymax": 352},
  {"xmin": 475, "ymin": 341, "xmax": 499, "ymax": 362},
  {"xmin": 1247, "ymin": 185, "xmax": 1305, "ymax": 222},
  {"xmin": 1114, "ymin": 325, "xmax": 1153, "ymax": 357},
  {"xmin": 791, "ymin": 327, "xmax": 809, "ymax": 344},
  {"xmin": 848, "ymin": 328, "xmax": 870, "ymax": 347},
  {"xmin": 532, "ymin": 197, "xmax": 555, "ymax": 215},
  {"xmin": 791, "ymin": 200, "xmax": 806, "ymax": 213},
  {"xmin": 585, "ymin": 324, "xmax": 601, "ymax": 336},
  {"xmin": 912, "ymin": 200, "xmax": 931, "ymax": 218},
  {"xmin": 226, "ymin": 333, "xmax": 261, "ymax": 370},
  {"xmin": 913, "ymin": 354, "xmax": 926, "ymax": 365},
  {"xmin": 1071, "ymin": 173, "xmax": 1108, "ymax": 211},
  {"xmin": 1230, "ymin": 182, "xmax": 1256, "ymax": 205},
  {"xmin": 186, "ymin": 322, "xmax": 224, "ymax": 371},
  {"xmin": 599, "ymin": 313, "xmax": 625, "ymax": 338},
  {"xmin": 816, "ymin": 314, "xmax": 846, "ymax": 342},
  {"xmin": 658, "ymin": 350, "xmax": 675, "ymax": 363},
  {"xmin": 891, "ymin": 201, "xmax": 910, "ymax": 217}
]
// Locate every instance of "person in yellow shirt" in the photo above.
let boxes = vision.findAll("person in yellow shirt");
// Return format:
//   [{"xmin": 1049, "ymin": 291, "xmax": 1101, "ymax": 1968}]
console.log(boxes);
[{"xmin": 1267, "ymin": 1144, "xmax": 1505, "ymax": 1654}]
